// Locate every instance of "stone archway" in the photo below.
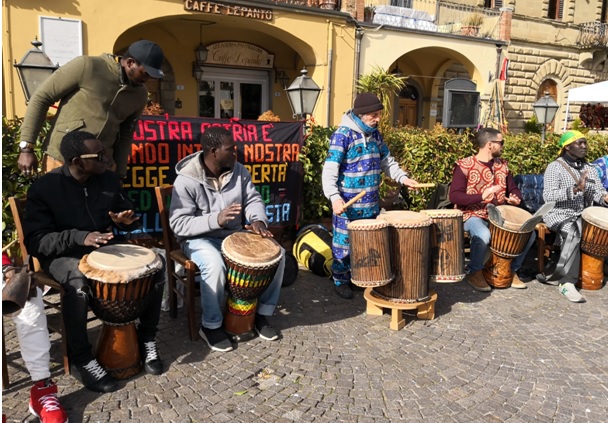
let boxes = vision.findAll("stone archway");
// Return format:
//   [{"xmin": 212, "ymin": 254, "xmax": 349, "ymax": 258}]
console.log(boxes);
[{"xmin": 531, "ymin": 59, "xmax": 573, "ymax": 130}]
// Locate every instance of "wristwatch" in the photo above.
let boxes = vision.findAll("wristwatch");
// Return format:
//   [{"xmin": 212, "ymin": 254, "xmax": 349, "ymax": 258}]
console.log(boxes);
[{"xmin": 18, "ymin": 141, "xmax": 35, "ymax": 151}]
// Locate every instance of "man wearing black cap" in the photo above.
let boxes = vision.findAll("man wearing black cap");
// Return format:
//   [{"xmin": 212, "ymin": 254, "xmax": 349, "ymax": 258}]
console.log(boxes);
[
  {"xmin": 322, "ymin": 92, "xmax": 420, "ymax": 299},
  {"xmin": 17, "ymin": 40, "xmax": 165, "ymax": 178}
]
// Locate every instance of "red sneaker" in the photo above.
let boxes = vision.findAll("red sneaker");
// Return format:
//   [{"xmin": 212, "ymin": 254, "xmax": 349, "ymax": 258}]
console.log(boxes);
[{"xmin": 29, "ymin": 379, "xmax": 68, "ymax": 423}]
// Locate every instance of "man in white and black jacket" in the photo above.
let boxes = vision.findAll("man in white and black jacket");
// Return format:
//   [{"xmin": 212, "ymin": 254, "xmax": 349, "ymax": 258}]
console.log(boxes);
[{"xmin": 542, "ymin": 130, "xmax": 608, "ymax": 303}]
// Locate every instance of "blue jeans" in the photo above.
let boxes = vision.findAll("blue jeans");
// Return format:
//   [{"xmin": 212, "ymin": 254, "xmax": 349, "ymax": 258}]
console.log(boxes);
[
  {"xmin": 464, "ymin": 217, "xmax": 536, "ymax": 274},
  {"xmin": 183, "ymin": 236, "xmax": 285, "ymax": 330}
]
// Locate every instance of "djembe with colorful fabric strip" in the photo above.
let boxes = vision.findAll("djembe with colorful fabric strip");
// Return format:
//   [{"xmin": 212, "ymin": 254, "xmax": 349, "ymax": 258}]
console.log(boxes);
[{"xmin": 221, "ymin": 232, "xmax": 283, "ymax": 337}]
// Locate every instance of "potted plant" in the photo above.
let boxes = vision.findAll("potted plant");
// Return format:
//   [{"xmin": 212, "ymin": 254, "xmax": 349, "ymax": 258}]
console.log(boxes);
[{"xmin": 461, "ymin": 12, "xmax": 484, "ymax": 36}]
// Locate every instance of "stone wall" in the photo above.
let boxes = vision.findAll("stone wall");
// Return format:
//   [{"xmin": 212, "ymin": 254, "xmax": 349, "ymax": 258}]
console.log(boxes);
[{"xmin": 503, "ymin": 44, "xmax": 599, "ymax": 133}]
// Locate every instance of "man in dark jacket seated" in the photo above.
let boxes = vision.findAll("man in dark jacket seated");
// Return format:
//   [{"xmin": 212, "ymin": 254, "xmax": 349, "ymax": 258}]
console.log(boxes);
[{"xmin": 23, "ymin": 130, "xmax": 165, "ymax": 393}]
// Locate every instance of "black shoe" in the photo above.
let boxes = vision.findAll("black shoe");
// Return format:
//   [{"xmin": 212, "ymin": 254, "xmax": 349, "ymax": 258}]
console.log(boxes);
[
  {"xmin": 516, "ymin": 268, "xmax": 534, "ymax": 283},
  {"xmin": 199, "ymin": 326, "xmax": 234, "ymax": 352},
  {"xmin": 254, "ymin": 315, "xmax": 279, "ymax": 341},
  {"xmin": 140, "ymin": 340, "xmax": 163, "ymax": 375},
  {"xmin": 73, "ymin": 359, "xmax": 117, "ymax": 393},
  {"xmin": 335, "ymin": 283, "xmax": 353, "ymax": 299}
]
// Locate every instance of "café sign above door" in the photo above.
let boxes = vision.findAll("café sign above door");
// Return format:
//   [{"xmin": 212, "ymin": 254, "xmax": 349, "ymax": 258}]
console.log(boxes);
[{"xmin": 205, "ymin": 42, "xmax": 274, "ymax": 69}]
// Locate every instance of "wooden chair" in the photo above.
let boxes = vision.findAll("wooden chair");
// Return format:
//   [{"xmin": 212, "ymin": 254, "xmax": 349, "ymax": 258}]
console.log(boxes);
[
  {"xmin": 154, "ymin": 185, "xmax": 200, "ymax": 341},
  {"xmin": 3, "ymin": 197, "xmax": 71, "ymax": 388}
]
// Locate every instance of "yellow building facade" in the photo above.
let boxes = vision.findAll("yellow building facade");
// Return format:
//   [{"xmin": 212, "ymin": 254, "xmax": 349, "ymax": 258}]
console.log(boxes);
[
  {"xmin": 5, "ymin": 0, "xmax": 603, "ymax": 131},
  {"xmin": 2, "ymin": 0, "xmax": 506, "ymax": 129}
]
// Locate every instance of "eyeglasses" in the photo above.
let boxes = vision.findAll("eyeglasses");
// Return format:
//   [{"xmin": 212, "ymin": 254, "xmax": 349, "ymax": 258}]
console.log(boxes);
[
  {"xmin": 79, "ymin": 151, "xmax": 105, "ymax": 161},
  {"xmin": 490, "ymin": 140, "xmax": 504, "ymax": 146}
]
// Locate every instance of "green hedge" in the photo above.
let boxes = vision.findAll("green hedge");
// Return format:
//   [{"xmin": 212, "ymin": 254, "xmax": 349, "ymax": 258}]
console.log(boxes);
[
  {"xmin": 2, "ymin": 117, "xmax": 50, "ymax": 249},
  {"xmin": 300, "ymin": 124, "xmax": 608, "ymax": 221}
]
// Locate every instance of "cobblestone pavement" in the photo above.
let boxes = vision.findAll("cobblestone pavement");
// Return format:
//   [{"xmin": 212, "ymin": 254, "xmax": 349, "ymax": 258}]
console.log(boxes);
[{"xmin": 3, "ymin": 253, "xmax": 608, "ymax": 423}]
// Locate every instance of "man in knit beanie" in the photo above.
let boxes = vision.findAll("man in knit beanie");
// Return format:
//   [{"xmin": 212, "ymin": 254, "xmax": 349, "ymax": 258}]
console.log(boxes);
[{"xmin": 321, "ymin": 92, "xmax": 420, "ymax": 299}]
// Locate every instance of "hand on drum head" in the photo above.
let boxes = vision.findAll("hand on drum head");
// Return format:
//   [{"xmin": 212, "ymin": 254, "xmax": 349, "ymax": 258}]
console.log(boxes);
[
  {"xmin": 109, "ymin": 210, "xmax": 140, "ymax": 226},
  {"xmin": 218, "ymin": 203, "xmax": 242, "ymax": 227},
  {"xmin": 245, "ymin": 221, "xmax": 273, "ymax": 238},
  {"xmin": 85, "ymin": 231, "xmax": 114, "ymax": 248}
]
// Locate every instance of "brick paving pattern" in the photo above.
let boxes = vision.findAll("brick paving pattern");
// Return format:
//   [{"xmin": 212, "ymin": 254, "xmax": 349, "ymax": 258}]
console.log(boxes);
[{"xmin": 3, "ymin": 253, "xmax": 608, "ymax": 422}]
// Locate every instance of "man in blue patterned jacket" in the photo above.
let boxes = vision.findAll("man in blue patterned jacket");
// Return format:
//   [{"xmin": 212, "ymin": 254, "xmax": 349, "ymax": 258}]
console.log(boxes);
[{"xmin": 321, "ymin": 92, "xmax": 419, "ymax": 299}]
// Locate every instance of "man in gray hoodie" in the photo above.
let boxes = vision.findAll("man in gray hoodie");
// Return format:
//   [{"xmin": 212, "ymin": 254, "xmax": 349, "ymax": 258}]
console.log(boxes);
[{"xmin": 169, "ymin": 127, "xmax": 284, "ymax": 352}]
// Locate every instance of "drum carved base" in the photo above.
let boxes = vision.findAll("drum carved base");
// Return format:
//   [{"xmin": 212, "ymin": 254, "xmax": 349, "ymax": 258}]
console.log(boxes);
[
  {"xmin": 483, "ymin": 254, "xmax": 514, "ymax": 289},
  {"xmin": 577, "ymin": 253, "xmax": 605, "ymax": 291},
  {"xmin": 364, "ymin": 288, "xmax": 437, "ymax": 331},
  {"xmin": 95, "ymin": 323, "xmax": 142, "ymax": 380}
]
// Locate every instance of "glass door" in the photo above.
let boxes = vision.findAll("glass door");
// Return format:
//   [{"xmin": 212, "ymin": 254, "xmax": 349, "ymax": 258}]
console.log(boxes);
[{"xmin": 198, "ymin": 68, "xmax": 269, "ymax": 119}]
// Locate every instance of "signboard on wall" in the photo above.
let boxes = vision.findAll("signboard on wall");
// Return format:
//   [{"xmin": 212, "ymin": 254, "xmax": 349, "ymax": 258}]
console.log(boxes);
[
  {"xmin": 123, "ymin": 116, "xmax": 304, "ymax": 236},
  {"xmin": 205, "ymin": 42, "xmax": 274, "ymax": 69},
  {"xmin": 39, "ymin": 16, "xmax": 83, "ymax": 66}
]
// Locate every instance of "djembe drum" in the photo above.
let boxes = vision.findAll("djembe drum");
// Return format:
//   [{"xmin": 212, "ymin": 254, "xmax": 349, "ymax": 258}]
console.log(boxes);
[
  {"xmin": 421, "ymin": 209, "xmax": 465, "ymax": 283},
  {"xmin": 222, "ymin": 232, "xmax": 283, "ymax": 338},
  {"xmin": 373, "ymin": 211, "xmax": 432, "ymax": 303},
  {"xmin": 347, "ymin": 219, "xmax": 393, "ymax": 288},
  {"xmin": 79, "ymin": 244, "xmax": 162, "ymax": 379},
  {"xmin": 579, "ymin": 207, "xmax": 608, "ymax": 290},
  {"xmin": 483, "ymin": 205, "xmax": 533, "ymax": 288}
]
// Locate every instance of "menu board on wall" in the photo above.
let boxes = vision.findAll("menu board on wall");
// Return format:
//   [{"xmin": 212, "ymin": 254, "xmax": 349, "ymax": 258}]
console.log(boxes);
[
  {"xmin": 39, "ymin": 16, "xmax": 83, "ymax": 66},
  {"xmin": 122, "ymin": 115, "xmax": 305, "ymax": 236}
]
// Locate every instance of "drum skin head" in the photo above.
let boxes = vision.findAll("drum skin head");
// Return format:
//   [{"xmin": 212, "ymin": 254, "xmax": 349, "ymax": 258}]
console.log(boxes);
[
  {"xmin": 421, "ymin": 209, "xmax": 463, "ymax": 219},
  {"xmin": 222, "ymin": 232, "xmax": 282, "ymax": 265},
  {"xmin": 495, "ymin": 205, "xmax": 532, "ymax": 231},
  {"xmin": 348, "ymin": 219, "xmax": 389, "ymax": 230},
  {"xmin": 582, "ymin": 206, "xmax": 608, "ymax": 227},
  {"xmin": 377, "ymin": 210, "xmax": 432, "ymax": 227},
  {"xmin": 80, "ymin": 244, "xmax": 162, "ymax": 283}
]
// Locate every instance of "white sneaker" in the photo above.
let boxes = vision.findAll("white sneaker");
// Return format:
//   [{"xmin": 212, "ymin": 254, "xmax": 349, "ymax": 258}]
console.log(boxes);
[{"xmin": 558, "ymin": 283, "xmax": 585, "ymax": 303}]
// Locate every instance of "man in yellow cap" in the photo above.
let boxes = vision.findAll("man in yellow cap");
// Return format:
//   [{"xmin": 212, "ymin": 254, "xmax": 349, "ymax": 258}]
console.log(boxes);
[{"xmin": 541, "ymin": 131, "xmax": 608, "ymax": 302}]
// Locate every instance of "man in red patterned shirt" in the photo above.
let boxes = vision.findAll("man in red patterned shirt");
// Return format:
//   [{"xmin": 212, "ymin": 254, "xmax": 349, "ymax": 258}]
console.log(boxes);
[{"xmin": 449, "ymin": 128, "xmax": 535, "ymax": 292}]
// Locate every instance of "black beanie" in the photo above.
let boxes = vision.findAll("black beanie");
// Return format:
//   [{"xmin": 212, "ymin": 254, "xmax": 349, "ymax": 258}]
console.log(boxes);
[{"xmin": 352, "ymin": 92, "xmax": 383, "ymax": 115}]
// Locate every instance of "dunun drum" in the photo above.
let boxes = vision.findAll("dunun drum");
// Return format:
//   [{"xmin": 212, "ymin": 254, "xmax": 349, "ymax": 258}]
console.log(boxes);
[
  {"xmin": 79, "ymin": 244, "xmax": 162, "ymax": 379},
  {"xmin": 421, "ymin": 209, "xmax": 465, "ymax": 283},
  {"xmin": 483, "ymin": 205, "xmax": 533, "ymax": 288},
  {"xmin": 373, "ymin": 211, "xmax": 432, "ymax": 303},
  {"xmin": 222, "ymin": 232, "xmax": 283, "ymax": 337},
  {"xmin": 579, "ymin": 207, "xmax": 608, "ymax": 290},
  {"xmin": 293, "ymin": 224, "xmax": 333, "ymax": 277},
  {"xmin": 347, "ymin": 219, "xmax": 393, "ymax": 288}
]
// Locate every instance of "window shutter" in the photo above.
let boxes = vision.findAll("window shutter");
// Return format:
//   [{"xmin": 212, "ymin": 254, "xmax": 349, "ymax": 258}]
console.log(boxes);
[{"xmin": 558, "ymin": 0, "xmax": 564, "ymax": 20}]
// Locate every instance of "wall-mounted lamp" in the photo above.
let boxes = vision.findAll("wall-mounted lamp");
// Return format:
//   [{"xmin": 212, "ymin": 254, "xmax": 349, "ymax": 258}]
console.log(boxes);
[
  {"xmin": 192, "ymin": 23, "xmax": 208, "ymax": 83},
  {"xmin": 175, "ymin": 98, "xmax": 183, "ymax": 109},
  {"xmin": 195, "ymin": 23, "xmax": 208, "ymax": 64},
  {"xmin": 517, "ymin": 110, "xmax": 524, "ymax": 117},
  {"xmin": 275, "ymin": 70, "xmax": 290, "ymax": 89},
  {"xmin": 13, "ymin": 37, "xmax": 58, "ymax": 104}
]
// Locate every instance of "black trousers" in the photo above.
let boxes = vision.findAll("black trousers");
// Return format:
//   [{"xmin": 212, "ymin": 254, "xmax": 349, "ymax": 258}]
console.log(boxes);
[{"xmin": 44, "ymin": 252, "xmax": 165, "ymax": 367}]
